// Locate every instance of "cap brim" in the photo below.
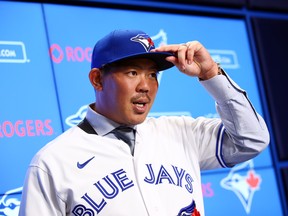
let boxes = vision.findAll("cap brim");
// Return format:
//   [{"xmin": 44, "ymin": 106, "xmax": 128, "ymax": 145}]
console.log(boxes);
[{"xmin": 107, "ymin": 52, "xmax": 175, "ymax": 71}]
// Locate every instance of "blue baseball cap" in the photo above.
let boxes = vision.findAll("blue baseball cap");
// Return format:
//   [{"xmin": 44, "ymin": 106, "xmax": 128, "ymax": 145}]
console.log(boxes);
[{"xmin": 91, "ymin": 29, "xmax": 175, "ymax": 71}]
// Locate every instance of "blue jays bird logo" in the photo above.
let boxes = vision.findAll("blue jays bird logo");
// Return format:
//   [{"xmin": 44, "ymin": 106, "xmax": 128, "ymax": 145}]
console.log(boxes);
[
  {"xmin": 177, "ymin": 199, "xmax": 200, "ymax": 216},
  {"xmin": 65, "ymin": 104, "xmax": 88, "ymax": 127},
  {"xmin": 220, "ymin": 160, "xmax": 261, "ymax": 214},
  {"xmin": 130, "ymin": 33, "xmax": 155, "ymax": 52},
  {"xmin": 0, "ymin": 187, "xmax": 22, "ymax": 216}
]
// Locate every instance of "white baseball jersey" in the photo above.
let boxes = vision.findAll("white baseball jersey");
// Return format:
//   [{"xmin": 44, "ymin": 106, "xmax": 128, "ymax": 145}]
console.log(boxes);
[{"xmin": 19, "ymin": 74, "xmax": 269, "ymax": 216}]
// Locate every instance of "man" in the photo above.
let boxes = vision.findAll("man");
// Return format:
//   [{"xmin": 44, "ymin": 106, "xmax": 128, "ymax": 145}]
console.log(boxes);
[{"xmin": 19, "ymin": 29, "xmax": 269, "ymax": 216}]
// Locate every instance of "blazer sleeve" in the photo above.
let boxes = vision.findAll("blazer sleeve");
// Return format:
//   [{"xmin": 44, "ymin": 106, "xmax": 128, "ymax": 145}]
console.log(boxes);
[{"xmin": 200, "ymin": 71, "xmax": 270, "ymax": 167}]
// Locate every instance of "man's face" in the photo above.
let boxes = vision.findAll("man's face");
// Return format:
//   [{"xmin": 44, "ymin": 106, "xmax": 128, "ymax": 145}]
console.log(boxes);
[{"xmin": 96, "ymin": 58, "xmax": 159, "ymax": 125}]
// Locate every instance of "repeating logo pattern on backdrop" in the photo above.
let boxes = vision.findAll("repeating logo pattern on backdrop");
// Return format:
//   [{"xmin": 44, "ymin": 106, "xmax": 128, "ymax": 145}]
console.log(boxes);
[{"xmin": 0, "ymin": 29, "xmax": 244, "ymax": 216}]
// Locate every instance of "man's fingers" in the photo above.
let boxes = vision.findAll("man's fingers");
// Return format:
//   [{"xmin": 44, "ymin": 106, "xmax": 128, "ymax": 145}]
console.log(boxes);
[
  {"xmin": 152, "ymin": 41, "xmax": 205, "ymax": 74},
  {"xmin": 153, "ymin": 43, "xmax": 189, "ymax": 51},
  {"xmin": 176, "ymin": 44, "xmax": 190, "ymax": 70}
]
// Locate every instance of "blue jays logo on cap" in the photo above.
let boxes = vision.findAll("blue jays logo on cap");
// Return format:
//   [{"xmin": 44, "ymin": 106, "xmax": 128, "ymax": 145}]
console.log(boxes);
[
  {"xmin": 130, "ymin": 33, "xmax": 155, "ymax": 52},
  {"xmin": 91, "ymin": 29, "xmax": 174, "ymax": 71}
]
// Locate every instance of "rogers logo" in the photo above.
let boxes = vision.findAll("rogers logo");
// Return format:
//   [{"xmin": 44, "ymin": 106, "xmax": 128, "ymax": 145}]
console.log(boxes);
[
  {"xmin": 202, "ymin": 182, "xmax": 214, "ymax": 198},
  {"xmin": 0, "ymin": 119, "xmax": 53, "ymax": 138},
  {"xmin": 49, "ymin": 44, "xmax": 92, "ymax": 63}
]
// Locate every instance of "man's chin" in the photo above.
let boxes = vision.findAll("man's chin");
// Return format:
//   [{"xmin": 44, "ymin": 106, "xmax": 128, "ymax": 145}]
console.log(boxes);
[{"xmin": 128, "ymin": 114, "xmax": 148, "ymax": 125}]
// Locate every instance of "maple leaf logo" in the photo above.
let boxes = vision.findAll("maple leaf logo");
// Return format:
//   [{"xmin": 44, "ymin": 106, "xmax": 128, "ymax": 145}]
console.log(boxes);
[
  {"xmin": 246, "ymin": 170, "xmax": 261, "ymax": 189},
  {"xmin": 147, "ymin": 37, "xmax": 154, "ymax": 47},
  {"xmin": 191, "ymin": 207, "xmax": 201, "ymax": 216}
]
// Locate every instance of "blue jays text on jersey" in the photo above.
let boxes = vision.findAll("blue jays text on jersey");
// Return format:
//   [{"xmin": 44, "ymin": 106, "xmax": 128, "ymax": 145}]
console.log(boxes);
[{"xmin": 72, "ymin": 164, "xmax": 194, "ymax": 215}]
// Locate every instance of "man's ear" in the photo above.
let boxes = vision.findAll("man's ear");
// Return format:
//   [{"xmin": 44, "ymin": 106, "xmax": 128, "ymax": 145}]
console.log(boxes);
[{"xmin": 89, "ymin": 68, "xmax": 103, "ymax": 90}]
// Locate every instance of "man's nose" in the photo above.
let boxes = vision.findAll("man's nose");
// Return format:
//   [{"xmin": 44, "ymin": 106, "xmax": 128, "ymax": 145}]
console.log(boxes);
[{"xmin": 136, "ymin": 75, "xmax": 150, "ymax": 93}]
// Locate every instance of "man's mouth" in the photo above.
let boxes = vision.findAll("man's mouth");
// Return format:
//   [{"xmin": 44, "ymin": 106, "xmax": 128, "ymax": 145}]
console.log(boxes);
[
  {"xmin": 132, "ymin": 98, "xmax": 150, "ymax": 113},
  {"xmin": 133, "ymin": 102, "xmax": 146, "ymax": 107},
  {"xmin": 131, "ymin": 94, "xmax": 151, "ymax": 113}
]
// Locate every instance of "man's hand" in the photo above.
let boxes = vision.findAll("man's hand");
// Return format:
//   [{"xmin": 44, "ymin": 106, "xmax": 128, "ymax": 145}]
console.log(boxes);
[{"xmin": 152, "ymin": 41, "xmax": 218, "ymax": 80}]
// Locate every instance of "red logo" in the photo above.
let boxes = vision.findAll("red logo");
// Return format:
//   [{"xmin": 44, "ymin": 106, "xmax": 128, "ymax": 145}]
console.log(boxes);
[
  {"xmin": 246, "ymin": 170, "xmax": 260, "ymax": 189},
  {"xmin": 0, "ymin": 119, "xmax": 53, "ymax": 138},
  {"xmin": 49, "ymin": 44, "xmax": 92, "ymax": 63},
  {"xmin": 192, "ymin": 207, "xmax": 201, "ymax": 216}
]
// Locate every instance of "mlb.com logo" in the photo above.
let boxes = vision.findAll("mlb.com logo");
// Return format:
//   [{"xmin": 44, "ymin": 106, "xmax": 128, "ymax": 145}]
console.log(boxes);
[
  {"xmin": 0, "ymin": 41, "xmax": 29, "ymax": 63},
  {"xmin": 209, "ymin": 49, "xmax": 239, "ymax": 69}
]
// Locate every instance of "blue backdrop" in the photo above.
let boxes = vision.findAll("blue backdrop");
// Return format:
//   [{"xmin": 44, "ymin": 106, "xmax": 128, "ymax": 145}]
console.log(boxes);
[{"xmin": 0, "ymin": 1, "xmax": 282, "ymax": 215}]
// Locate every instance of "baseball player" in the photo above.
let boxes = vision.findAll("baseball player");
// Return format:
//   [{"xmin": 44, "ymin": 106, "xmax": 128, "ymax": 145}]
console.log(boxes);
[{"xmin": 19, "ymin": 29, "xmax": 269, "ymax": 216}]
